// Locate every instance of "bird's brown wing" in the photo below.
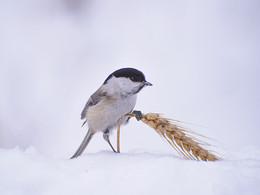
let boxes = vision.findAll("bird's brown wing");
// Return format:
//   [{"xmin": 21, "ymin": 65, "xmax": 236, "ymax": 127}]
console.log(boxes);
[{"xmin": 81, "ymin": 86, "xmax": 107, "ymax": 120}]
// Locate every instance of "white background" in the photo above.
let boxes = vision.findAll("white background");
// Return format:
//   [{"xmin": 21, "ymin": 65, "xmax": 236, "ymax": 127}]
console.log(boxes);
[
  {"xmin": 1, "ymin": 0, "xmax": 259, "ymax": 156},
  {"xmin": 0, "ymin": 1, "xmax": 260, "ymax": 194}
]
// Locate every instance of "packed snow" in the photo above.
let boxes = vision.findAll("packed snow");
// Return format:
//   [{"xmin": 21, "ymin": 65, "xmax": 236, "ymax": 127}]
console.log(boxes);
[
  {"xmin": 1, "ymin": 146, "xmax": 260, "ymax": 195},
  {"xmin": 1, "ymin": 0, "xmax": 260, "ymax": 194}
]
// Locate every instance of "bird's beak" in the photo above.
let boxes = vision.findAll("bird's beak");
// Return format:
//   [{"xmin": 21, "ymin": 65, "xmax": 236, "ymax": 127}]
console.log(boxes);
[{"xmin": 144, "ymin": 81, "xmax": 153, "ymax": 86}]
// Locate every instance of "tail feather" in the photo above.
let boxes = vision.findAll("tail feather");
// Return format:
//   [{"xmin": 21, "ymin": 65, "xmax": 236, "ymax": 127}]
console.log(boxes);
[{"xmin": 71, "ymin": 130, "xmax": 94, "ymax": 159}]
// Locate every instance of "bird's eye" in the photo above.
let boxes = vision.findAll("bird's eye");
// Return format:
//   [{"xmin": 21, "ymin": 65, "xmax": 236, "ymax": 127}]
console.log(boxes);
[{"xmin": 130, "ymin": 77, "xmax": 135, "ymax": 81}]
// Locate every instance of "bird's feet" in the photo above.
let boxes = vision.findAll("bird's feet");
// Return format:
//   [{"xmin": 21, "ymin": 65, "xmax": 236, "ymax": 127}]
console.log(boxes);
[{"xmin": 132, "ymin": 110, "xmax": 143, "ymax": 121}]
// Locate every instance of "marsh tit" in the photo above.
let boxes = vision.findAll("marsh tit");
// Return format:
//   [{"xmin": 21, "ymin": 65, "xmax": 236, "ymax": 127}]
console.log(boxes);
[{"xmin": 71, "ymin": 68, "xmax": 152, "ymax": 158}]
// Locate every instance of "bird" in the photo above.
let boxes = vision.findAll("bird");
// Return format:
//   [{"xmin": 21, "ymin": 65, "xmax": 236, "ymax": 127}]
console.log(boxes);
[{"xmin": 71, "ymin": 68, "xmax": 152, "ymax": 158}]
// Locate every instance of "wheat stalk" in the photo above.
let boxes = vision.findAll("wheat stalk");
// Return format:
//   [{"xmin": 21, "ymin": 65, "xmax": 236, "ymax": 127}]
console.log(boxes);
[{"xmin": 118, "ymin": 112, "xmax": 221, "ymax": 162}]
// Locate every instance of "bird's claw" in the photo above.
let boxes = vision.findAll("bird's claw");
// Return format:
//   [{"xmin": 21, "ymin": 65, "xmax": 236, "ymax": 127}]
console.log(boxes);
[{"xmin": 132, "ymin": 110, "xmax": 142, "ymax": 121}]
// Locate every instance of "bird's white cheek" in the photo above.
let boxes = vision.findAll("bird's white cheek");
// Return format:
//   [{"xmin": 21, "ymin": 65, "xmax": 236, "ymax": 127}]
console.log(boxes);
[{"xmin": 120, "ymin": 81, "xmax": 143, "ymax": 94}]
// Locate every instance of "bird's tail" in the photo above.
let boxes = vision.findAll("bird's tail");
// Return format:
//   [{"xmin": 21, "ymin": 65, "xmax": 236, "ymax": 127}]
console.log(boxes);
[{"xmin": 71, "ymin": 130, "xmax": 94, "ymax": 159}]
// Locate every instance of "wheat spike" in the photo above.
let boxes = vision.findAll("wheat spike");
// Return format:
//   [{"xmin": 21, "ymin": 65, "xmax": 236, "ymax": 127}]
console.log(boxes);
[{"xmin": 121, "ymin": 112, "xmax": 221, "ymax": 162}]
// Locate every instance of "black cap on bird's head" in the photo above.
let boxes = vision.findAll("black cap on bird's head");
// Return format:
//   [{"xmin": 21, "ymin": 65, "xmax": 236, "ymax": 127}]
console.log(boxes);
[{"xmin": 104, "ymin": 68, "xmax": 152, "ymax": 86}]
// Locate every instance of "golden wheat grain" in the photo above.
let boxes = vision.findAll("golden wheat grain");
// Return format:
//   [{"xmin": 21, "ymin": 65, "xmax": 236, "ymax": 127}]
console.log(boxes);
[{"xmin": 119, "ymin": 112, "xmax": 221, "ymax": 162}]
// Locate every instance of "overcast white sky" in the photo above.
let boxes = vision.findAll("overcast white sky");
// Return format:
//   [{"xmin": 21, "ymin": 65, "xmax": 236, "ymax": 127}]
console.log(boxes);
[{"xmin": 0, "ymin": 0, "xmax": 259, "ymax": 158}]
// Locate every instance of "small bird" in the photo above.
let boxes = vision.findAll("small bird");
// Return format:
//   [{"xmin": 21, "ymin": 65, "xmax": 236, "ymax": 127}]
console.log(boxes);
[{"xmin": 71, "ymin": 68, "xmax": 152, "ymax": 158}]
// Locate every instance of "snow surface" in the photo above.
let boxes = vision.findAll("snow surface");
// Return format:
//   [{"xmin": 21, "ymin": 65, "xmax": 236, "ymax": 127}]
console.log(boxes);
[
  {"xmin": 1, "ymin": 0, "xmax": 260, "ymax": 194},
  {"xmin": 1, "ymin": 146, "xmax": 260, "ymax": 195}
]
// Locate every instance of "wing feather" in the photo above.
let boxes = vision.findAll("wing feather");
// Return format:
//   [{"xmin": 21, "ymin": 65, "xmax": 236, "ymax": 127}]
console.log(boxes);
[{"xmin": 81, "ymin": 87, "xmax": 106, "ymax": 120}]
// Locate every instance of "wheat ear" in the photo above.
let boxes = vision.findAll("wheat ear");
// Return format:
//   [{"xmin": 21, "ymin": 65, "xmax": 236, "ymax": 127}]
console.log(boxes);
[{"xmin": 119, "ymin": 112, "xmax": 221, "ymax": 162}]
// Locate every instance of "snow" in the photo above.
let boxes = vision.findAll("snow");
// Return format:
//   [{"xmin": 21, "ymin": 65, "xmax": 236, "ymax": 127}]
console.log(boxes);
[
  {"xmin": 1, "ymin": 146, "xmax": 260, "ymax": 195},
  {"xmin": 1, "ymin": 0, "xmax": 260, "ymax": 194}
]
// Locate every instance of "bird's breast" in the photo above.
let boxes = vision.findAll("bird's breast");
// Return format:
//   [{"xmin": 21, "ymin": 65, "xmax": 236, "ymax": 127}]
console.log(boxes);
[{"xmin": 86, "ymin": 95, "xmax": 137, "ymax": 133}]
